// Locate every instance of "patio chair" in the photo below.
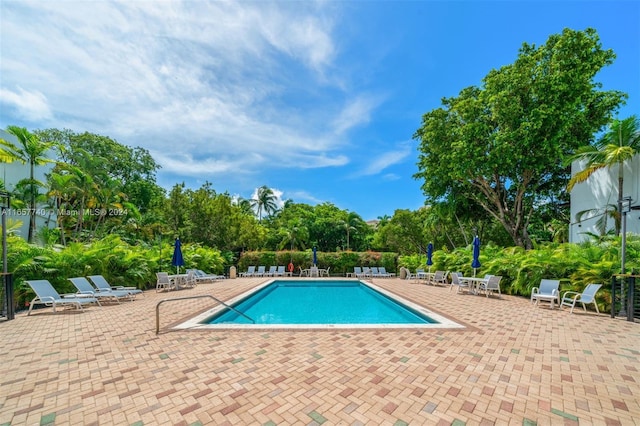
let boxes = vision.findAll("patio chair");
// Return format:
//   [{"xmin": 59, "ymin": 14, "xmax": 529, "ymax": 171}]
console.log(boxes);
[
  {"xmin": 531, "ymin": 279, "xmax": 560, "ymax": 308},
  {"xmin": 156, "ymin": 272, "xmax": 174, "ymax": 292},
  {"xmin": 25, "ymin": 279, "xmax": 100, "ymax": 315},
  {"xmin": 479, "ymin": 275, "xmax": 502, "ymax": 298},
  {"xmin": 362, "ymin": 267, "xmax": 372, "ymax": 278},
  {"xmin": 266, "ymin": 266, "xmax": 277, "ymax": 277},
  {"xmin": 560, "ymin": 283, "xmax": 602, "ymax": 314},
  {"xmin": 370, "ymin": 266, "xmax": 380, "ymax": 277},
  {"xmin": 183, "ymin": 269, "xmax": 197, "ymax": 288},
  {"xmin": 321, "ymin": 266, "xmax": 331, "ymax": 277},
  {"xmin": 408, "ymin": 268, "xmax": 425, "ymax": 282},
  {"xmin": 275, "ymin": 266, "xmax": 286, "ymax": 277},
  {"xmin": 378, "ymin": 267, "xmax": 394, "ymax": 278},
  {"xmin": 354, "ymin": 266, "xmax": 364, "ymax": 278},
  {"xmin": 88, "ymin": 275, "xmax": 143, "ymax": 297},
  {"xmin": 450, "ymin": 272, "xmax": 470, "ymax": 293},
  {"xmin": 255, "ymin": 266, "xmax": 266, "ymax": 277},
  {"xmin": 239, "ymin": 266, "xmax": 256, "ymax": 277},
  {"xmin": 432, "ymin": 270, "xmax": 448, "ymax": 286},
  {"xmin": 68, "ymin": 277, "xmax": 132, "ymax": 304}
]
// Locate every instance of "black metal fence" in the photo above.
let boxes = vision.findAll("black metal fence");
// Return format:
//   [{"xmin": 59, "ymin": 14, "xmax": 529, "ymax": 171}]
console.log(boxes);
[
  {"xmin": 611, "ymin": 274, "xmax": 639, "ymax": 322},
  {"xmin": 1, "ymin": 273, "xmax": 14, "ymax": 321}
]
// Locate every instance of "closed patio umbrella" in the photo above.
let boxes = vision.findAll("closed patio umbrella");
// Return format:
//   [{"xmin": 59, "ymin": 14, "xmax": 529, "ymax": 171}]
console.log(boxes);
[
  {"xmin": 426, "ymin": 243, "xmax": 434, "ymax": 273},
  {"xmin": 172, "ymin": 238, "xmax": 184, "ymax": 274},
  {"xmin": 471, "ymin": 235, "xmax": 481, "ymax": 276},
  {"xmin": 312, "ymin": 246, "xmax": 317, "ymax": 266}
]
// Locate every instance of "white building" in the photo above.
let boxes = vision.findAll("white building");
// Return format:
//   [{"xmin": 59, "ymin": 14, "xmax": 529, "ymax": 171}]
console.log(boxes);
[
  {"xmin": 0, "ymin": 128, "xmax": 56, "ymax": 241},
  {"xmin": 569, "ymin": 155, "xmax": 640, "ymax": 243}
]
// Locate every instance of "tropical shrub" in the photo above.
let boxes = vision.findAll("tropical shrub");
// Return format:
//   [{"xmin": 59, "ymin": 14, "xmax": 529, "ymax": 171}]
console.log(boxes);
[
  {"xmin": 5, "ymin": 235, "xmax": 225, "ymax": 309},
  {"xmin": 415, "ymin": 236, "xmax": 640, "ymax": 313}
]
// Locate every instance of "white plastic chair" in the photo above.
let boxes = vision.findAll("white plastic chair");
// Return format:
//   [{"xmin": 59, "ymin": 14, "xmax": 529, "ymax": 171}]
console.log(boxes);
[
  {"xmin": 531, "ymin": 279, "xmax": 560, "ymax": 308},
  {"xmin": 479, "ymin": 275, "xmax": 502, "ymax": 298},
  {"xmin": 561, "ymin": 283, "xmax": 602, "ymax": 314}
]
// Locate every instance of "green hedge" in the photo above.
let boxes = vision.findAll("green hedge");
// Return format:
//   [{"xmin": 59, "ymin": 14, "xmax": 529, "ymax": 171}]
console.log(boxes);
[{"xmin": 238, "ymin": 250, "xmax": 399, "ymax": 275}]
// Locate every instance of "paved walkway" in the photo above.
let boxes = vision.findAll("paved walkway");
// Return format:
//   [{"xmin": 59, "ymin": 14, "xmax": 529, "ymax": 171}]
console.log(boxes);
[{"xmin": 1, "ymin": 277, "xmax": 638, "ymax": 425}]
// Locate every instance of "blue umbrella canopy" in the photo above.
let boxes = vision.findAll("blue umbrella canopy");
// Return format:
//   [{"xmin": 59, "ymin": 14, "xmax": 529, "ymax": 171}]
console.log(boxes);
[
  {"xmin": 426, "ymin": 243, "xmax": 434, "ymax": 267},
  {"xmin": 312, "ymin": 246, "xmax": 317, "ymax": 266},
  {"xmin": 171, "ymin": 238, "xmax": 185, "ymax": 273},
  {"xmin": 471, "ymin": 236, "xmax": 481, "ymax": 273}
]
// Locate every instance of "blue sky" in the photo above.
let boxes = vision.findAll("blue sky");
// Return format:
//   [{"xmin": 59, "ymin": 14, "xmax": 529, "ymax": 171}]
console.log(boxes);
[{"xmin": 1, "ymin": 1, "xmax": 638, "ymax": 221}]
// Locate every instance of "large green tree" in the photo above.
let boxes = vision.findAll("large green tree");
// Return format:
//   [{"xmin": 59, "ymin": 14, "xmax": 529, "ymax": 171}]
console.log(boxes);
[
  {"xmin": 414, "ymin": 28, "xmax": 626, "ymax": 249},
  {"xmin": 36, "ymin": 129, "xmax": 162, "ymax": 214}
]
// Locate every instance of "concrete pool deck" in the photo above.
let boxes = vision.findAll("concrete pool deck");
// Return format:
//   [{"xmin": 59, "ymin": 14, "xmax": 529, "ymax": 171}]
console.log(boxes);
[{"xmin": 1, "ymin": 276, "xmax": 638, "ymax": 425}]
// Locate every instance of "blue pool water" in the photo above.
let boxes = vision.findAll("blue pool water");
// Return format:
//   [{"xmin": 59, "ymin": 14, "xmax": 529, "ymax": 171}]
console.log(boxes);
[{"xmin": 205, "ymin": 281, "xmax": 437, "ymax": 325}]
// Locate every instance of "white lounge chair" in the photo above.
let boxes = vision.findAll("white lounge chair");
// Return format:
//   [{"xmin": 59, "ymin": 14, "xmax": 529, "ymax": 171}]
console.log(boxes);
[
  {"xmin": 88, "ymin": 275, "xmax": 143, "ymax": 297},
  {"xmin": 531, "ymin": 279, "xmax": 560, "ymax": 308},
  {"xmin": 68, "ymin": 277, "xmax": 132, "ymax": 304},
  {"xmin": 194, "ymin": 269, "xmax": 225, "ymax": 282},
  {"xmin": 239, "ymin": 266, "xmax": 255, "ymax": 277},
  {"xmin": 561, "ymin": 283, "xmax": 602, "ymax": 314},
  {"xmin": 378, "ymin": 267, "xmax": 394, "ymax": 278},
  {"xmin": 255, "ymin": 266, "xmax": 266, "ymax": 277},
  {"xmin": 275, "ymin": 266, "xmax": 286, "ymax": 277},
  {"xmin": 354, "ymin": 267, "xmax": 364, "ymax": 278},
  {"xmin": 25, "ymin": 279, "xmax": 100, "ymax": 315}
]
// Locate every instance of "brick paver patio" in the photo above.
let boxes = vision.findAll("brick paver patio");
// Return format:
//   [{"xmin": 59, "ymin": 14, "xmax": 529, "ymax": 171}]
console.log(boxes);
[{"xmin": 1, "ymin": 276, "xmax": 638, "ymax": 425}]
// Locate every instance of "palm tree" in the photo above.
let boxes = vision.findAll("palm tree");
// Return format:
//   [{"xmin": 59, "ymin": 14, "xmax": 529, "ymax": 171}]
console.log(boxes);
[
  {"xmin": 280, "ymin": 224, "xmax": 308, "ymax": 251},
  {"xmin": 0, "ymin": 126, "xmax": 57, "ymax": 242},
  {"xmin": 567, "ymin": 115, "xmax": 640, "ymax": 235},
  {"xmin": 251, "ymin": 185, "xmax": 278, "ymax": 221},
  {"xmin": 234, "ymin": 197, "xmax": 254, "ymax": 215},
  {"xmin": 339, "ymin": 211, "xmax": 360, "ymax": 251}
]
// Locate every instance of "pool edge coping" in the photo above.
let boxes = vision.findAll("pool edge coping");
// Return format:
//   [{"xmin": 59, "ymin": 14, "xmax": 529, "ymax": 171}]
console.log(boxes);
[{"xmin": 172, "ymin": 279, "xmax": 466, "ymax": 331}]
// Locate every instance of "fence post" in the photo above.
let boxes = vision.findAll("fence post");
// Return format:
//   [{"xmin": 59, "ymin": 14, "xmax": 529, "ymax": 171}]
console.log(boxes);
[
  {"xmin": 1, "ymin": 273, "xmax": 14, "ymax": 320},
  {"xmin": 611, "ymin": 275, "xmax": 617, "ymax": 318},
  {"xmin": 627, "ymin": 275, "xmax": 636, "ymax": 322}
]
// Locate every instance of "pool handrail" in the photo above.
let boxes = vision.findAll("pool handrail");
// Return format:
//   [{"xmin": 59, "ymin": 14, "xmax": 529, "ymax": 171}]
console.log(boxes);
[{"xmin": 156, "ymin": 294, "xmax": 255, "ymax": 334}]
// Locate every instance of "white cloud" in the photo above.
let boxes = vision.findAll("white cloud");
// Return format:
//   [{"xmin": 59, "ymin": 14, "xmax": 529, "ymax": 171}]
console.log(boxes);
[
  {"xmin": 0, "ymin": 0, "xmax": 382, "ymax": 192},
  {"xmin": 351, "ymin": 142, "xmax": 413, "ymax": 177},
  {"xmin": 0, "ymin": 87, "xmax": 52, "ymax": 122},
  {"xmin": 332, "ymin": 95, "xmax": 382, "ymax": 135}
]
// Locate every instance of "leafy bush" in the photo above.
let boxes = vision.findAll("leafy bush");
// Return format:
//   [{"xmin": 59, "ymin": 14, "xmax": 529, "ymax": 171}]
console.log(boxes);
[
  {"xmin": 5, "ymin": 235, "xmax": 225, "ymax": 309},
  {"xmin": 408, "ymin": 235, "xmax": 640, "ymax": 313}
]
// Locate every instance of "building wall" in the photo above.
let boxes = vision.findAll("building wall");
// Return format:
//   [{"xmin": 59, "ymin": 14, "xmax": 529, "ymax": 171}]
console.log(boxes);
[
  {"xmin": 0, "ymin": 129, "xmax": 56, "ymax": 241},
  {"xmin": 569, "ymin": 155, "xmax": 640, "ymax": 243}
]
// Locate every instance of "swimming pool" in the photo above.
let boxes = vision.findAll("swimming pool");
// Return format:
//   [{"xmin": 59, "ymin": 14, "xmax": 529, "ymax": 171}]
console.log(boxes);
[{"xmin": 176, "ymin": 280, "xmax": 464, "ymax": 330}]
